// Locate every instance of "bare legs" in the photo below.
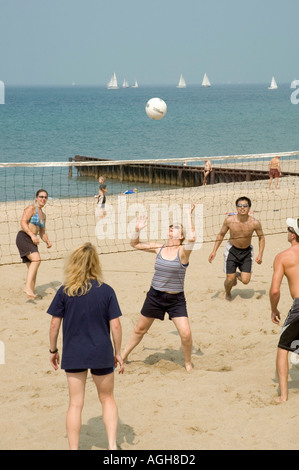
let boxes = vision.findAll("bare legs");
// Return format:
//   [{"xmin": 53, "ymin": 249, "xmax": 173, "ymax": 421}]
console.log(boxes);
[
  {"xmin": 66, "ymin": 371, "xmax": 87, "ymax": 450},
  {"xmin": 268, "ymin": 176, "xmax": 279, "ymax": 190},
  {"xmin": 275, "ymin": 348, "xmax": 288, "ymax": 403},
  {"xmin": 24, "ymin": 252, "xmax": 41, "ymax": 298},
  {"xmin": 94, "ymin": 372, "xmax": 119, "ymax": 450},
  {"xmin": 172, "ymin": 316, "xmax": 193, "ymax": 371},
  {"xmin": 203, "ymin": 171, "xmax": 210, "ymax": 186},
  {"xmin": 224, "ymin": 272, "xmax": 251, "ymax": 300},
  {"xmin": 122, "ymin": 316, "xmax": 155, "ymax": 363},
  {"xmin": 66, "ymin": 370, "xmax": 119, "ymax": 450},
  {"xmin": 122, "ymin": 315, "xmax": 193, "ymax": 371}
]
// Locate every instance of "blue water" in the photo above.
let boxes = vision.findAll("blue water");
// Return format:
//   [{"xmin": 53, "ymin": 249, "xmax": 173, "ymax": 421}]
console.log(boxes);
[{"xmin": 0, "ymin": 84, "xmax": 298, "ymax": 200}]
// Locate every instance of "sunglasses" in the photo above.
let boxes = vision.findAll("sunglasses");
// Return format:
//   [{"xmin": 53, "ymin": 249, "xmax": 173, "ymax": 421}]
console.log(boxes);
[
  {"xmin": 169, "ymin": 225, "xmax": 181, "ymax": 230},
  {"xmin": 288, "ymin": 227, "xmax": 295, "ymax": 234},
  {"xmin": 38, "ymin": 195, "xmax": 48, "ymax": 199},
  {"xmin": 237, "ymin": 204, "xmax": 249, "ymax": 208}
]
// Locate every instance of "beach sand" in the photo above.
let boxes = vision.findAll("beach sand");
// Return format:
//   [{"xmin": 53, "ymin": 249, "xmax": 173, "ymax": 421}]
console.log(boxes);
[{"xmin": 1, "ymin": 176, "xmax": 299, "ymax": 450}]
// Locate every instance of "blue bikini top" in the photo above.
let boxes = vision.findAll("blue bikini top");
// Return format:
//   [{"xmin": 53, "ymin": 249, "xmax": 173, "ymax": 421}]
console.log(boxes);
[{"xmin": 29, "ymin": 203, "xmax": 45, "ymax": 229}]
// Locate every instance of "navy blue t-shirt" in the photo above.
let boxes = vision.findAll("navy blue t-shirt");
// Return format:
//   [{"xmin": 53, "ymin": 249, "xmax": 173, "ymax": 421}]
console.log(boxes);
[{"xmin": 47, "ymin": 281, "xmax": 122, "ymax": 370}]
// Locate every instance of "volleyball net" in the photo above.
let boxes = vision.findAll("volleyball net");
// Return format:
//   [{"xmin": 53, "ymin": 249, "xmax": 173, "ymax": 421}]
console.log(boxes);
[{"xmin": 0, "ymin": 151, "xmax": 298, "ymax": 265}]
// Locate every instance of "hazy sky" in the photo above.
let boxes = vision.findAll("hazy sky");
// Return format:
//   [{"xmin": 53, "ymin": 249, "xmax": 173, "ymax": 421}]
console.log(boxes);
[{"xmin": 0, "ymin": 0, "xmax": 298, "ymax": 86}]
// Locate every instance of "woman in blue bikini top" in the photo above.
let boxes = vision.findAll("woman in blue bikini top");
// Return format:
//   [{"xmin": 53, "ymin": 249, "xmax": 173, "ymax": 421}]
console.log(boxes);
[{"xmin": 18, "ymin": 189, "xmax": 52, "ymax": 298}]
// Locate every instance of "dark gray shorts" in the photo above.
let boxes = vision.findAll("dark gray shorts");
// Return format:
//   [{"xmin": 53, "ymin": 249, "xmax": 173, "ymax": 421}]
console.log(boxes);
[
  {"xmin": 223, "ymin": 242, "xmax": 253, "ymax": 274},
  {"xmin": 278, "ymin": 299, "xmax": 299, "ymax": 352},
  {"xmin": 16, "ymin": 231, "xmax": 39, "ymax": 263}
]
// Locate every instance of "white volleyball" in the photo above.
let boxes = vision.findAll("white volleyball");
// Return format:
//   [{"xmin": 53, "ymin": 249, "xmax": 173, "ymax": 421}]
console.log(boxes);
[{"xmin": 145, "ymin": 97, "xmax": 167, "ymax": 120}]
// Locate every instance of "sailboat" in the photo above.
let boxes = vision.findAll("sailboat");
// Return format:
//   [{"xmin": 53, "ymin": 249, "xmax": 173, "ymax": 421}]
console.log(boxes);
[
  {"xmin": 268, "ymin": 76, "xmax": 278, "ymax": 90},
  {"xmin": 202, "ymin": 73, "xmax": 211, "ymax": 87},
  {"xmin": 122, "ymin": 79, "xmax": 129, "ymax": 88},
  {"xmin": 107, "ymin": 72, "xmax": 119, "ymax": 89},
  {"xmin": 176, "ymin": 74, "xmax": 186, "ymax": 88},
  {"xmin": 132, "ymin": 79, "xmax": 138, "ymax": 88}
]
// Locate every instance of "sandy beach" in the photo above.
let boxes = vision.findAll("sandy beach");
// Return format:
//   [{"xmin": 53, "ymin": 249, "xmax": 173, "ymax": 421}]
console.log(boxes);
[{"xmin": 1, "ymin": 175, "xmax": 299, "ymax": 450}]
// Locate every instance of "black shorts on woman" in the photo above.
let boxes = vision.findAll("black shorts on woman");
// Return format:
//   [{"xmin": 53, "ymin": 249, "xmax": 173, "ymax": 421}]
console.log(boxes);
[
  {"xmin": 141, "ymin": 286, "xmax": 188, "ymax": 321},
  {"xmin": 65, "ymin": 367, "xmax": 114, "ymax": 375}
]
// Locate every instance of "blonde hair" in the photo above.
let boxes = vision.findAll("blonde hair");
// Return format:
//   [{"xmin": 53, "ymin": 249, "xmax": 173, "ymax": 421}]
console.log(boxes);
[{"xmin": 63, "ymin": 243, "xmax": 103, "ymax": 296}]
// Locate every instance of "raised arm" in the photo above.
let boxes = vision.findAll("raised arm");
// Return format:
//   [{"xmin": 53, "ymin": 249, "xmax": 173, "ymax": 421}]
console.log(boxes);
[
  {"xmin": 130, "ymin": 215, "xmax": 162, "ymax": 253},
  {"xmin": 181, "ymin": 203, "xmax": 196, "ymax": 263}
]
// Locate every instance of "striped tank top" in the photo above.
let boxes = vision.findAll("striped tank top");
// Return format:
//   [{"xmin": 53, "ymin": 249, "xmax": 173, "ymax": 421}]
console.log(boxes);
[{"xmin": 151, "ymin": 246, "xmax": 188, "ymax": 293}]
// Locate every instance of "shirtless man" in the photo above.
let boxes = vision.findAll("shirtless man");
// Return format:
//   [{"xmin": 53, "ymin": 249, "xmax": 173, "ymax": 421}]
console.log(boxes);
[
  {"xmin": 268, "ymin": 156, "xmax": 281, "ymax": 190},
  {"xmin": 270, "ymin": 217, "xmax": 299, "ymax": 402},
  {"xmin": 203, "ymin": 159, "xmax": 212, "ymax": 186},
  {"xmin": 208, "ymin": 196, "xmax": 265, "ymax": 300}
]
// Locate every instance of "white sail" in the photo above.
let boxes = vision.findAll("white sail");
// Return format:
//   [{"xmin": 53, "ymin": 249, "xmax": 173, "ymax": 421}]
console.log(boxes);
[
  {"xmin": 176, "ymin": 74, "xmax": 186, "ymax": 88},
  {"xmin": 268, "ymin": 76, "xmax": 278, "ymax": 89},
  {"xmin": 107, "ymin": 72, "xmax": 119, "ymax": 89},
  {"xmin": 122, "ymin": 79, "xmax": 129, "ymax": 88},
  {"xmin": 132, "ymin": 79, "xmax": 138, "ymax": 88},
  {"xmin": 202, "ymin": 73, "xmax": 211, "ymax": 87}
]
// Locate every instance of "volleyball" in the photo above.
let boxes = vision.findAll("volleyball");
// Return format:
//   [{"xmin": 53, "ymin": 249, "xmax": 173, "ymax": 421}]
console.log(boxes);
[{"xmin": 145, "ymin": 97, "xmax": 167, "ymax": 120}]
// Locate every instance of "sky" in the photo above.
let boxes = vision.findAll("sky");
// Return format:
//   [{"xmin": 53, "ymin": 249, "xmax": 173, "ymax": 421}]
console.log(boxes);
[{"xmin": 0, "ymin": 0, "xmax": 298, "ymax": 86}]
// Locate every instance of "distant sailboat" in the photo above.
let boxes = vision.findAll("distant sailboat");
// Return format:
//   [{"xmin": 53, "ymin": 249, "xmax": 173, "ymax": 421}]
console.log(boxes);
[
  {"xmin": 268, "ymin": 76, "xmax": 278, "ymax": 90},
  {"xmin": 176, "ymin": 74, "xmax": 186, "ymax": 88},
  {"xmin": 107, "ymin": 72, "xmax": 119, "ymax": 89},
  {"xmin": 132, "ymin": 79, "xmax": 138, "ymax": 88},
  {"xmin": 202, "ymin": 73, "xmax": 211, "ymax": 87},
  {"xmin": 122, "ymin": 79, "xmax": 129, "ymax": 88}
]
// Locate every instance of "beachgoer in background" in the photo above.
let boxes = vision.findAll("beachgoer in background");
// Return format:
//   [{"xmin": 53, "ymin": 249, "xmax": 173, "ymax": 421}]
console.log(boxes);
[
  {"xmin": 16, "ymin": 189, "xmax": 52, "ymax": 299},
  {"xmin": 122, "ymin": 188, "xmax": 138, "ymax": 195},
  {"xmin": 203, "ymin": 159, "xmax": 212, "ymax": 186},
  {"xmin": 208, "ymin": 196, "xmax": 265, "ymax": 301},
  {"xmin": 95, "ymin": 176, "xmax": 107, "ymax": 218},
  {"xmin": 48, "ymin": 242, "xmax": 124, "ymax": 450},
  {"xmin": 268, "ymin": 156, "xmax": 282, "ymax": 189},
  {"xmin": 270, "ymin": 217, "xmax": 299, "ymax": 403},
  {"xmin": 122, "ymin": 204, "xmax": 196, "ymax": 371}
]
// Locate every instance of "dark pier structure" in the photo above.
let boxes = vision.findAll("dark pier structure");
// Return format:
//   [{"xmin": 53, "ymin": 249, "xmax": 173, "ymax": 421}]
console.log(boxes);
[{"xmin": 70, "ymin": 155, "xmax": 298, "ymax": 187}]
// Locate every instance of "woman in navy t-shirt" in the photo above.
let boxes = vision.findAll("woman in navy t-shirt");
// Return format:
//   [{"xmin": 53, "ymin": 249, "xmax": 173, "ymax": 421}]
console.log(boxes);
[{"xmin": 47, "ymin": 243, "xmax": 124, "ymax": 450}]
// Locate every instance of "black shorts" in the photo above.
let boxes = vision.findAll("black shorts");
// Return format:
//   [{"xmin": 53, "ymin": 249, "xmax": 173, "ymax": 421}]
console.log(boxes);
[
  {"xmin": 16, "ymin": 231, "xmax": 39, "ymax": 263},
  {"xmin": 223, "ymin": 242, "xmax": 253, "ymax": 274},
  {"xmin": 141, "ymin": 286, "xmax": 188, "ymax": 321},
  {"xmin": 65, "ymin": 367, "xmax": 114, "ymax": 376},
  {"xmin": 278, "ymin": 299, "xmax": 299, "ymax": 352}
]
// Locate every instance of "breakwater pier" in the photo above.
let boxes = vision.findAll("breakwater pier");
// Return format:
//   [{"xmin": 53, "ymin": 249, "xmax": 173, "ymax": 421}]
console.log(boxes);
[{"xmin": 69, "ymin": 154, "xmax": 298, "ymax": 187}]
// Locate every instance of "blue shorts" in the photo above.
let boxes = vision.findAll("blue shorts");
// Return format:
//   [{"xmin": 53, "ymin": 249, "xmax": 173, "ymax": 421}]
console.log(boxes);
[
  {"xmin": 65, "ymin": 367, "xmax": 114, "ymax": 376},
  {"xmin": 141, "ymin": 286, "xmax": 188, "ymax": 321}
]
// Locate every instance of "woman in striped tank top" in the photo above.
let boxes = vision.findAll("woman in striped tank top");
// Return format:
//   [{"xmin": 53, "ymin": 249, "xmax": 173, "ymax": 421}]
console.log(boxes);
[{"xmin": 122, "ymin": 204, "xmax": 196, "ymax": 371}]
